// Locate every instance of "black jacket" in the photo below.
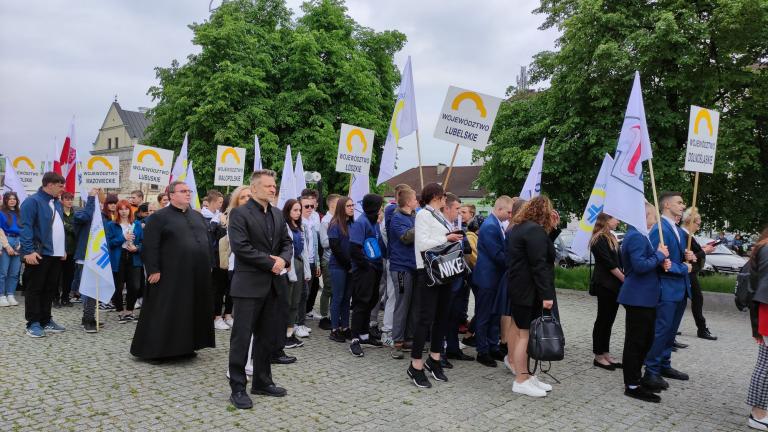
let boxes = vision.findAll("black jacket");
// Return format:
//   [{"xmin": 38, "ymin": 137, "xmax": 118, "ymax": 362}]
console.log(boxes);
[
  {"xmin": 228, "ymin": 199, "xmax": 293, "ymax": 298},
  {"xmin": 590, "ymin": 235, "xmax": 622, "ymax": 295},
  {"xmin": 506, "ymin": 220, "xmax": 556, "ymax": 308}
]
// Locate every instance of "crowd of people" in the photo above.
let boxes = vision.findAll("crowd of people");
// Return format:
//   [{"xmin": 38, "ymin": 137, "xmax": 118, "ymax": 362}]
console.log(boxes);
[{"xmin": 4, "ymin": 171, "xmax": 768, "ymax": 428}]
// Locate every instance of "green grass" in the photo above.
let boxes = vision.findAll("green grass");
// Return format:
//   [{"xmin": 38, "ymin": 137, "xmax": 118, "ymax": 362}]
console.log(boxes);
[{"xmin": 555, "ymin": 266, "xmax": 736, "ymax": 294}]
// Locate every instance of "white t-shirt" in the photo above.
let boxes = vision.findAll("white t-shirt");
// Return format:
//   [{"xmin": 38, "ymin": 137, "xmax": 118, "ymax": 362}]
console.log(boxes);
[{"xmin": 50, "ymin": 200, "xmax": 66, "ymax": 257}]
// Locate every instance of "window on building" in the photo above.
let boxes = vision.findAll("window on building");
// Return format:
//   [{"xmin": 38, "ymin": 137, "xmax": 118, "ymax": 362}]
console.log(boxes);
[
  {"xmin": 150, "ymin": 184, "xmax": 159, "ymax": 191},
  {"xmin": 115, "ymin": 137, "xmax": 119, "ymax": 148},
  {"xmin": 107, "ymin": 138, "xmax": 111, "ymax": 149}
]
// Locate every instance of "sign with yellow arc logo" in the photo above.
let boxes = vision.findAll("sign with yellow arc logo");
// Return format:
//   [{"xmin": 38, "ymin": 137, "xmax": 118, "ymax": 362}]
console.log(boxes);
[
  {"xmin": 683, "ymin": 105, "xmax": 720, "ymax": 174},
  {"xmin": 129, "ymin": 144, "xmax": 174, "ymax": 186},
  {"xmin": 214, "ymin": 145, "xmax": 246, "ymax": 187},
  {"xmin": 336, "ymin": 123, "xmax": 374, "ymax": 176},
  {"xmin": 8, "ymin": 155, "xmax": 43, "ymax": 192},
  {"xmin": 81, "ymin": 155, "xmax": 120, "ymax": 189},
  {"xmin": 434, "ymin": 85, "xmax": 503, "ymax": 150}
]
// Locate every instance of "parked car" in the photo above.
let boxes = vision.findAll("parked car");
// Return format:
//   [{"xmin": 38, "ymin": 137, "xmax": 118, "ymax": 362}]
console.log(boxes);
[
  {"xmin": 554, "ymin": 230, "xmax": 588, "ymax": 268},
  {"xmin": 697, "ymin": 237, "xmax": 749, "ymax": 276}
]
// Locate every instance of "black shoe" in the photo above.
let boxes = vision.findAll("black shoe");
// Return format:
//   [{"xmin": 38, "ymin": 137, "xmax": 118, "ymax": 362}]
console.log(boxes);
[
  {"xmin": 697, "ymin": 328, "xmax": 718, "ymax": 340},
  {"xmin": 671, "ymin": 346, "xmax": 677, "ymax": 352},
  {"xmin": 625, "ymin": 386, "xmax": 661, "ymax": 403},
  {"xmin": 328, "ymin": 329, "xmax": 346, "ymax": 343},
  {"xmin": 446, "ymin": 350, "xmax": 475, "ymax": 361},
  {"xmin": 672, "ymin": 340, "xmax": 688, "ymax": 349},
  {"xmin": 318, "ymin": 317, "xmax": 332, "ymax": 330},
  {"xmin": 270, "ymin": 351, "xmax": 297, "ymax": 365},
  {"xmin": 440, "ymin": 357, "xmax": 453, "ymax": 369},
  {"xmin": 593, "ymin": 359, "xmax": 616, "ymax": 371},
  {"xmin": 660, "ymin": 367, "xmax": 689, "ymax": 381},
  {"xmin": 52, "ymin": 301, "xmax": 61, "ymax": 309},
  {"xmin": 360, "ymin": 338, "xmax": 383, "ymax": 347},
  {"xmin": 369, "ymin": 326, "xmax": 382, "ymax": 340},
  {"xmin": 611, "ymin": 362, "xmax": 623, "ymax": 369},
  {"xmin": 641, "ymin": 374, "xmax": 669, "ymax": 392},
  {"xmin": 407, "ymin": 365, "xmax": 432, "ymax": 389},
  {"xmin": 462, "ymin": 335, "xmax": 476, "ymax": 347},
  {"xmin": 349, "ymin": 339, "xmax": 364, "ymax": 357},
  {"xmin": 425, "ymin": 357, "xmax": 448, "ymax": 382},
  {"xmin": 82, "ymin": 321, "xmax": 97, "ymax": 333},
  {"xmin": 676, "ymin": 331, "xmax": 681, "ymax": 335},
  {"xmin": 490, "ymin": 350, "xmax": 505, "ymax": 362},
  {"xmin": 284, "ymin": 335, "xmax": 304, "ymax": 349},
  {"xmin": 476, "ymin": 352, "xmax": 497, "ymax": 368},
  {"xmin": 60, "ymin": 300, "xmax": 73, "ymax": 307},
  {"xmin": 118, "ymin": 315, "xmax": 129, "ymax": 324},
  {"xmin": 499, "ymin": 343, "xmax": 508, "ymax": 355},
  {"xmin": 250, "ymin": 384, "xmax": 287, "ymax": 397},
  {"xmin": 230, "ymin": 391, "xmax": 253, "ymax": 409},
  {"xmin": 342, "ymin": 328, "xmax": 352, "ymax": 341}
]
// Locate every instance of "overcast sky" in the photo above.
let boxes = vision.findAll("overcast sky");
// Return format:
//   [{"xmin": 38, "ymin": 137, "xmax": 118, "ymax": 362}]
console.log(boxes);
[{"xmin": 0, "ymin": 0, "xmax": 559, "ymax": 174}]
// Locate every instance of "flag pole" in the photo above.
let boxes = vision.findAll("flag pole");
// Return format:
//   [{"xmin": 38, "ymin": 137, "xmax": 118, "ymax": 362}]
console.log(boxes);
[
  {"xmin": 415, "ymin": 130, "xmax": 425, "ymax": 190},
  {"xmin": 648, "ymin": 159, "xmax": 664, "ymax": 247},
  {"xmin": 349, "ymin": 173, "xmax": 353, "ymax": 195},
  {"xmin": 443, "ymin": 144, "xmax": 460, "ymax": 191},
  {"xmin": 686, "ymin": 172, "xmax": 700, "ymax": 251}
]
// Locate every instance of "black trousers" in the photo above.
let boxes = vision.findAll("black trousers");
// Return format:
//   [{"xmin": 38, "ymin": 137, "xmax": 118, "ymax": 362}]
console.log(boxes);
[
  {"xmin": 411, "ymin": 269, "xmax": 452, "ymax": 360},
  {"xmin": 111, "ymin": 253, "xmax": 141, "ymax": 313},
  {"xmin": 212, "ymin": 268, "xmax": 233, "ymax": 316},
  {"xmin": 689, "ymin": 273, "xmax": 707, "ymax": 331},
  {"xmin": 350, "ymin": 266, "xmax": 382, "ymax": 338},
  {"xmin": 22, "ymin": 256, "xmax": 63, "ymax": 327},
  {"xmin": 229, "ymin": 290, "xmax": 284, "ymax": 393},
  {"xmin": 622, "ymin": 305, "xmax": 656, "ymax": 387},
  {"xmin": 305, "ymin": 263, "xmax": 320, "ymax": 314},
  {"xmin": 59, "ymin": 255, "xmax": 76, "ymax": 302},
  {"xmin": 592, "ymin": 290, "xmax": 620, "ymax": 354}
]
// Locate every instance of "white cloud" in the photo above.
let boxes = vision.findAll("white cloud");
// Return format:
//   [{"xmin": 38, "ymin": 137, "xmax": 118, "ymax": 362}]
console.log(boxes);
[{"xmin": 0, "ymin": 0, "xmax": 558, "ymax": 175}]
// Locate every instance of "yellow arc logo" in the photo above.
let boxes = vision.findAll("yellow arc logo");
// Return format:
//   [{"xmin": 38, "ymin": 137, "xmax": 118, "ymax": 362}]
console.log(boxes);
[
  {"xmin": 451, "ymin": 91, "xmax": 487, "ymax": 118},
  {"xmin": 220, "ymin": 147, "xmax": 241, "ymax": 164},
  {"xmin": 87, "ymin": 156, "xmax": 113, "ymax": 170},
  {"xmin": 12, "ymin": 156, "xmax": 35, "ymax": 170},
  {"xmin": 87, "ymin": 231, "xmax": 105, "ymax": 258},
  {"xmin": 346, "ymin": 128, "xmax": 368, "ymax": 153},
  {"xmin": 137, "ymin": 149, "xmax": 164, "ymax": 166},
  {"xmin": 693, "ymin": 109, "xmax": 714, "ymax": 136}
]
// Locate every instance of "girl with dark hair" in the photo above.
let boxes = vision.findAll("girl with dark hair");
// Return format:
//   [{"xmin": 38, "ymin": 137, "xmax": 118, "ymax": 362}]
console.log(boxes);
[
  {"xmin": 747, "ymin": 226, "xmax": 768, "ymax": 429},
  {"xmin": 589, "ymin": 212, "xmax": 624, "ymax": 370},
  {"xmin": 0, "ymin": 192, "xmax": 22, "ymax": 307},
  {"xmin": 102, "ymin": 194, "xmax": 119, "ymax": 222},
  {"xmin": 283, "ymin": 199, "xmax": 309, "ymax": 348},
  {"xmin": 327, "ymin": 196, "xmax": 355, "ymax": 342},
  {"xmin": 105, "ymin": 200, "xmax": 143, "ymax": 323}
]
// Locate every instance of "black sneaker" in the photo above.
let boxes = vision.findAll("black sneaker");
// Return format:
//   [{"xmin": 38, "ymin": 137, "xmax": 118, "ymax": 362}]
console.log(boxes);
[
  {"xmin": 349, "ymin": 339, "xmax": 364, "ymax": 357},
  {"xmin": 462, "ymin": 335, "xmax": 476, "ymax": 347},
  {"xmin": 360, "ymin": 337, "xmax": 383, "ymax": 347},
  {"xmin": 697, "ymin": 328, "xmax": 718, "ymax": 340},
  {"xmin": 284, "ymin": 335, "xmax": 304, "ymax": 349},
  {"xmin": 118, "ymin": 315, "xmax": 129, "ymax": 324},
  {"xmin": 369, "ymin": 326, "xmax": 382, "ymax": 340},
  {"xmin": 625, "ymin": 386, "xmax": 661, "ymax": 403},
  {"xmin": 124, "ymin": 314, "xmax": 136, "ymax": 322},
  {"xmin": 318, "ymin": 317, "xmax": 332, "ymax": 331},
  {"xmin": 82, "ymin": 321, "xmax": 97, "ymax": 333},
  {"xmin": 342, "ymin": 328, "xmax": 352, "ymax": 341},
  {"xmin": 328, "ymin": 329, "xmax": 346, "ymax": 343},
  {"xmin": 425, "ymin": 357, "xmax": 448, "ymax": 382},
  {"xmin": 407, "ymin": 365, "xmax": 432, "ymax": 389}
]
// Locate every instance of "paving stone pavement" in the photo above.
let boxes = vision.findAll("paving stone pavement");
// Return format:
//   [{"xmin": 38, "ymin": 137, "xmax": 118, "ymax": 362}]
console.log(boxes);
[{"xmin": 0, "ymin": 289, "xmax": 757, "ymax": 431}]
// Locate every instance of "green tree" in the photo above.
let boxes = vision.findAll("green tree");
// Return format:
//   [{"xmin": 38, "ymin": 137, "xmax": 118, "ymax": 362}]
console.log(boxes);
[
  {"xmin": 479, "ymin": 0, "xmax": 768, "ymax": 232},
  {"xmin": 144, "ymin": 0, "xmax": 405, "ymax": 195}
]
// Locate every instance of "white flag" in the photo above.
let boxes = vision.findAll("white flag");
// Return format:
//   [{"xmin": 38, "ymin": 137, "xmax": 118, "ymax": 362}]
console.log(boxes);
[
  {"xmin": 603, "ymin": 71, "xmax": 653, "ymax": 235},
  {"xmin": 294, "ymin": 152, "xmax": 307, "ymax": 195},
  {"xmin": 2, "ymin": 157, "xmax": 28, "ymax": 203},
  {"xmin": 350, "ymin": 173, "xmax": 370, "ymax": 218},
  {"xmin": 377, "ymin": 56, "xmax": 418, "ymax": 185},
  {"xmin": 187, "ymin": 161, "xmax": 201, "ymax": 210},
  {"xmin": 571, "ymin": 154, "xmax": 614, "ymax": 258},
  {"xmin": 170, "ymin": 132, "xmax": 189, "ymax": 183},
  {"xmin": 520, "ymin": 138, "xmax": 545, "ymax": 199},
  {"xmin": 79, "ymin": 199, "xmax": 115, "ymax": 304},
  {"xmin": 277, "ymin": 145, "xmax": 296, "ymax": 209},
  {"xmin": 253, "ymin": 134, "xmax": 263, "ymax": 171}
]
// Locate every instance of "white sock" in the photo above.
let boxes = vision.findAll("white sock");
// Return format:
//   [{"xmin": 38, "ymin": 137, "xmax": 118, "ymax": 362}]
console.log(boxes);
[
  {"xmin": 360, "ymin": 334, "xmax": 369, "ymax": 341},
  {"xmin": 628, "ymin": 385, "xmax": 638, "ymax": 390}
]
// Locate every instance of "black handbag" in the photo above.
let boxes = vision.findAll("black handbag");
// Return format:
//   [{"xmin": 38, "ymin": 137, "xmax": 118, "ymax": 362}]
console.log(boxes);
[
  {"xmin": 422, "ymin": 241, "xmax": 467, "ymax": 287},
  {"xmin": 528, "ymin": 309, "xmax": 565, "ymax": 362}
]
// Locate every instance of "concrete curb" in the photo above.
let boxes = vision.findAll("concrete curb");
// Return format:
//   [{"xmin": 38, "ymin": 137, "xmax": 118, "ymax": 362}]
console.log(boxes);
[{"xmin": 555, "ymin": 287, "xmax": 739, "ymax": 314}]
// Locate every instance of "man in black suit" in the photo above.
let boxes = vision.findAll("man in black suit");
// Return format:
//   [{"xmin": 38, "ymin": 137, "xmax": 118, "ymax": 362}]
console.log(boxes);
[{"xmin": 227, "ymin": 170, "xmax": 293, "ymax": 409}]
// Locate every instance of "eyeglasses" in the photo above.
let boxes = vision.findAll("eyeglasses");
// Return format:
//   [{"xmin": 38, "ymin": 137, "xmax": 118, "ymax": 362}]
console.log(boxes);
[
  {"xmin": 174, "ymin": 189, "xmax": 192, "ymax": 194},
  {"xmin": 303, "ymin": 204, "xmax": 316, "ymax": 209}
]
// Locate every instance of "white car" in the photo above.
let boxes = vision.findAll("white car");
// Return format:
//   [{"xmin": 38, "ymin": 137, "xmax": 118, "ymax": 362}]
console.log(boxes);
[{"xmin": 697, "ymin": 237, "xmax": 749, "ymax": 275}]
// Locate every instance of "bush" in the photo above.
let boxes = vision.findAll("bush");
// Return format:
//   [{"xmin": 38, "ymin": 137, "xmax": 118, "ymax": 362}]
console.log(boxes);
[{"xmin": 555, "ymin": 267, "xmax": 736, "ymax": 294}]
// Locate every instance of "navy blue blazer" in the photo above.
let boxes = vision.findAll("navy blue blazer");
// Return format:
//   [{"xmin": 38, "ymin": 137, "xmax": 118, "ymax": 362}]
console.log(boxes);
[
  {"xmin": 618, "ymin": 226, "xmax": 666, "ymax": 307},
  {"xmin": 649, "ymin": 217, "xmax": 691, "ymax": 302},
  {"xmin": 472, "ymin": 214, "xmax": 506, "ymax": 291}
]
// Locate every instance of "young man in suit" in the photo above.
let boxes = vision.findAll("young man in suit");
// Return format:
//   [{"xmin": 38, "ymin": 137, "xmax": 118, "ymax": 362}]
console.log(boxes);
[
  {"xmin": 618, "ymin": 202, "xmax": 670, "ymax": 402},
  {"xmin": 227, "ymin": 170, "xmax": 294, "ymax": 409},
  {"xmin": 643, "ymin": 192, "xmax": 695, "ymax": 392},
  {"xmin": 471, "ymin": 196, "xmax": 514, "ymax": 367}
]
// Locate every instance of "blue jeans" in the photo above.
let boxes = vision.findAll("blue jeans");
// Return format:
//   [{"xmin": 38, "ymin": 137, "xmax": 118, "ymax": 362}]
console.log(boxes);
[
  {"xmin": 329, "ymin": 267, "xmax": 351, "ymax": 329},
  {"xmin": 0, "ymin": 237, "xmax": 21, "ymax": 296},
  {"xmin": 644, "ymin": 299, "xmax": 687, "ymax": 375}
]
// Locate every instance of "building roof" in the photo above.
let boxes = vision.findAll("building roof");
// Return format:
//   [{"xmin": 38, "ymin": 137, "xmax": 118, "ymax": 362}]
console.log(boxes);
[
  {"xmin": 383, "ymin": 165, "xmax": 486, "ymax": 198},
  {"xmin": 114, "ymin": 102, "xmax": 152, "ymax": 141}
]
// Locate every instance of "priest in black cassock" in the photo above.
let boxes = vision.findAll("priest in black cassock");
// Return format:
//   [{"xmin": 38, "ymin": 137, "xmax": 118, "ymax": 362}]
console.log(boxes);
[{"xmin": 130, "ymin": 180, "xmax": 215, "ymax": 360}]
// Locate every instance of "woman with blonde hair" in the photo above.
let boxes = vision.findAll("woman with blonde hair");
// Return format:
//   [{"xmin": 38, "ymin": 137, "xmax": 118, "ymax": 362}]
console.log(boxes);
[{"xmin": 589, "ymin": 212, "xmax": 624, "ymax": 370}]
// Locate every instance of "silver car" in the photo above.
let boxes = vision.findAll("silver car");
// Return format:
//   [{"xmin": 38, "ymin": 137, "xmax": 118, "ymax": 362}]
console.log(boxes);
[{"xmin": 697, "ymin": 238, "xmax": 749, "ymax": 275}]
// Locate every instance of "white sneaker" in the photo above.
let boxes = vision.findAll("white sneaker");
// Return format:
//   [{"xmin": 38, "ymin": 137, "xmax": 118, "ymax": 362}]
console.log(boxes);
[
  {"xmin": 214, "ymin": 318, "xmax": 230, "ymax": 330},
  {"xmin": 302, "ymin": 324, "xmax": 312, "ymax": 334},
  {"xmin": 750, "ymin": 414, "xmax": 768, "ymax": 431},
  {"xmin": 7, "ymin": 295, "xmax": 18, "ymax": 306},
  {"xmin": 0, "ymin": 296, "xmax": 8, "ymax": 307},
  {"xmin": 512, "ymin": 378, "xmax": 547, "ymax": 398},
  {"xmin": 503, "ymin": 355, "xmax": 516, "ymax": 375},
  {"xmin": 225, "ymin": 317, "xmax": 234, "ymax": 327},
  {"xmin": 295, "ymin": 326, "xmax": 310, "ymax": 338},
  {"xmin": 381, "ymin": 331, "xmax": 394, "ymax": 347},
  {"xmin": 531, "ymin": 375, "xmax": 552, "ymax": 392}
]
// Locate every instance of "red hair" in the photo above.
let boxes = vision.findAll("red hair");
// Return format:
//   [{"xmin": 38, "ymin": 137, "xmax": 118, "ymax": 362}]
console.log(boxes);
[{"xmin": 115, "ymin": 200, "xmax": 134, "ymax": 223}]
